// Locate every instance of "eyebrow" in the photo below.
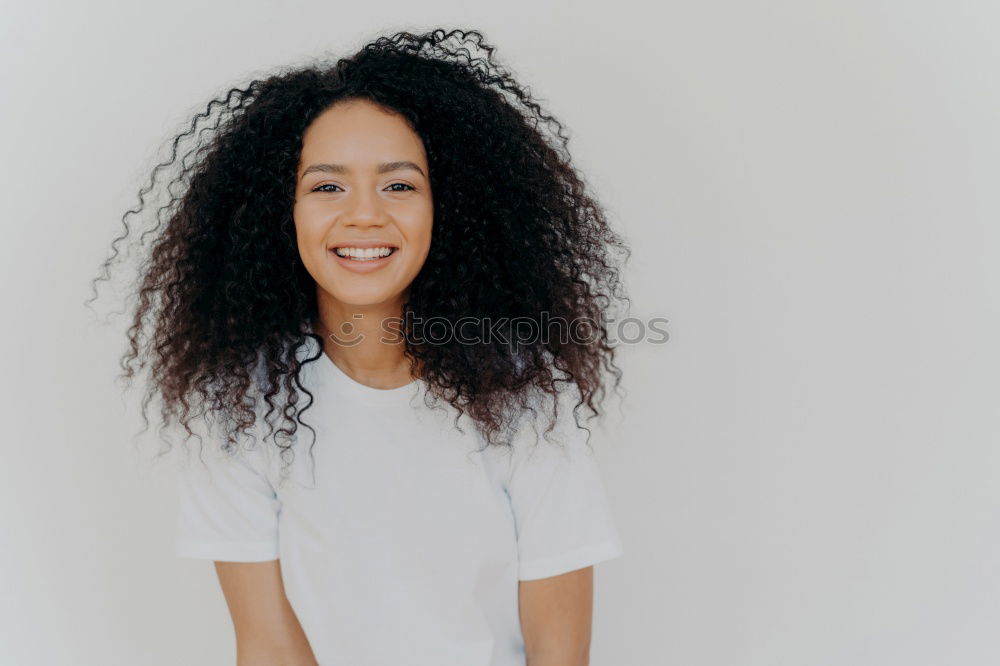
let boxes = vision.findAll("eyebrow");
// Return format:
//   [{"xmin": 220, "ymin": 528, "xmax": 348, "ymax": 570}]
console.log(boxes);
[{"xmin": 299, "ymin": 160, "xmax": 426, "ymax": 181}]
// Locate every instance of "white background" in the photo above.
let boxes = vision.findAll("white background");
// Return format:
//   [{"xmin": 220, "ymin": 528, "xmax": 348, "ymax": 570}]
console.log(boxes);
[{"xmin": 2, "ymin": 1, "xmax": 998, "ymax": 664}]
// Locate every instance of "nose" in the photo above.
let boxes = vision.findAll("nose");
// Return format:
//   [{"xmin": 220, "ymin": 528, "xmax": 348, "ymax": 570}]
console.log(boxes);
[{"xmin": 343, "ymin": 187, "xmax": 387, "ymax": 228}]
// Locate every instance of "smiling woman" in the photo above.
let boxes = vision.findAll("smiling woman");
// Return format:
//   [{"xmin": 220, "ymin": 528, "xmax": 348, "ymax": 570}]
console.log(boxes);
[{"xmin": 89, "ymin": 27, "xmax": 631, "ymax": 666}]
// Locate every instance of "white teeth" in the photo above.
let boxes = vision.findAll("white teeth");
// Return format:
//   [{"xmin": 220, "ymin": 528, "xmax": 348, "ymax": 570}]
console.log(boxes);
[{"xmin": 333, "ymin": 246, "xmax": 395, "ymax": 260}]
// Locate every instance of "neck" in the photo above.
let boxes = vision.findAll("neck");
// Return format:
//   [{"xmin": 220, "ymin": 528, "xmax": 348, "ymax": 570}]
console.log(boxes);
[{"xmin": 313, "ymin": 294, "xmax": 420, "ymax": 390}]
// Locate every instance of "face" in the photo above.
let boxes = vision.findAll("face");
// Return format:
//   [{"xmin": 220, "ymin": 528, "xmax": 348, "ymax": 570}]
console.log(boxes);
[{"xmin": 293, "ymin": 98, "xmax": 433, "ymax": 310}]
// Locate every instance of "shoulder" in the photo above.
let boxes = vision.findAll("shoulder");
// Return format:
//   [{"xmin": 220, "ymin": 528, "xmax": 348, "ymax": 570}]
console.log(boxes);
[{"xmin": 518, "ymin": 382, "xmax": 595, "ymax": 450}]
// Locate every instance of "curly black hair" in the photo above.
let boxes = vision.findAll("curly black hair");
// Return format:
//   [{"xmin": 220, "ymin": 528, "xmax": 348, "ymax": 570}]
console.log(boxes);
[{"xmin": 87, "ymin": 27, "xmax": 631, "ymax": 480}]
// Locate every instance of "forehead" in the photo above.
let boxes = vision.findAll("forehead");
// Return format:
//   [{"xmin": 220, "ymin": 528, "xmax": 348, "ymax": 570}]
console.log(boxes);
[{"xmin": 299, "ymin": 99, "xmax": 427, "ymax": 167}]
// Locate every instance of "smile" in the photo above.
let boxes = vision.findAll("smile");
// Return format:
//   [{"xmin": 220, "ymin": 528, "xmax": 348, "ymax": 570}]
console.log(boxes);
[
  {"xmin": 332, "ymin": 246, "xmax": 398, "ymax": 261},
  {"xmin": 328, "ymin": 246, "xmax": 398, "ymax": 273}
]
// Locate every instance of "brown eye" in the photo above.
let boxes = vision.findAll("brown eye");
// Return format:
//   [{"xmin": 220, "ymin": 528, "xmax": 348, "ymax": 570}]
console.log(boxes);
[
  {"xmin": 312, "ymin": 184, "xmax": 343, "ymax": 192},
  {"xmin": 386, "ymin": 183, "xmax": 415, "ymax": 192}
]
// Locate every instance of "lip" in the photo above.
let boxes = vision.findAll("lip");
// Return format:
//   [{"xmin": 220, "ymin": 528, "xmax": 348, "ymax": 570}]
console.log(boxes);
[
  {"xmin": 329, "ymin": 246, "xmax": 398, "ymax": 274},
  {"xmin": 328, "ymin": 239, "xmax": 400, "ymax": 250}
]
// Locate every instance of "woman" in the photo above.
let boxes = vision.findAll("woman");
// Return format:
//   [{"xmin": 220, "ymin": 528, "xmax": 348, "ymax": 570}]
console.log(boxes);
[{"xmin": 93, "ymin": 27, "xmax": 631, "ymax": 665}]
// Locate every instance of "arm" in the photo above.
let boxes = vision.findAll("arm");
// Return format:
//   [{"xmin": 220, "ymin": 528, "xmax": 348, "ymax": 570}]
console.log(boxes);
[
  {"xmin": 214, "ymin": 560, "xmax": 319, "ymax": 666},
  {"xmin": 518, "ymin": 565, "xmax": 594, "ymax": 666}
]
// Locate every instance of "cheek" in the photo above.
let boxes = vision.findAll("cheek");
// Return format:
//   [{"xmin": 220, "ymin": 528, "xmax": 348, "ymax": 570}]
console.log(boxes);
[
  {"xmin": 291, "ymin": 205, "xmax": 328, "ymax": 264},
  {"xmin": 293, "ymin": 199, "xmax": 328, "ymax": 233},
  {"xmin": 403, "ymin": 203, "xmax": 434, "ymax": 246}
]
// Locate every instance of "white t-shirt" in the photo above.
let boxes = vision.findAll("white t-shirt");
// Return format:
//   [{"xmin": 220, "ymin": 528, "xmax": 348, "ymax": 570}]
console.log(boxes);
[{"xmin": 175, "ymin": 335, "xmax": 625, "ymax": 666}]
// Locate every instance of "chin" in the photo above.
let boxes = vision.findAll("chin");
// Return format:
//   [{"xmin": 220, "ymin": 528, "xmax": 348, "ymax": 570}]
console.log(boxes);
[{"xmin": 324, "ymin": 286, "xmax": 404, "ymax": 309}]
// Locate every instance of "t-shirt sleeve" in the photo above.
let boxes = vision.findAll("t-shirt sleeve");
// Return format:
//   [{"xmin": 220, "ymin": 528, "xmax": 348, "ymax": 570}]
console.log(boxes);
[
  {"xmin": 174, "ymin": 439, "xmax": 281, "ymax": 562},
  {"xmin": 504, "ymin": 389, "xmax": 626, "ymax": 581}
]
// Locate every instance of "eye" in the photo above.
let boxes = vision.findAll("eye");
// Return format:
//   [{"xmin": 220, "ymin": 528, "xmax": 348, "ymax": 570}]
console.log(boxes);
[{"xmin": 310, "ymin": 183, "xmax": 415, "ymax": 193}]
